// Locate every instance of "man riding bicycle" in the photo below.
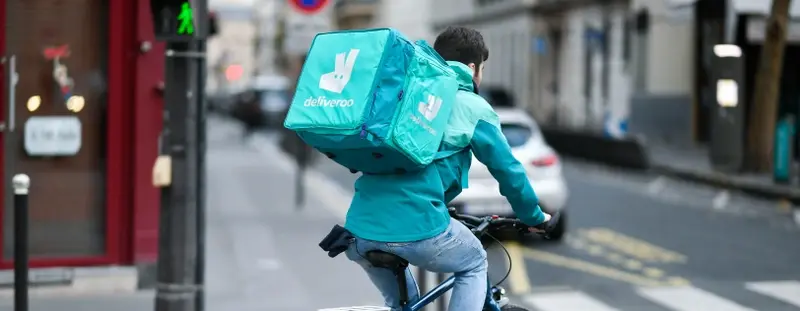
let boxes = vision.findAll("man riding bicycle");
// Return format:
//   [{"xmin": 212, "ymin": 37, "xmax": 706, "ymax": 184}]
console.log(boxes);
[{"xmin": 339, "ymin": 26, "xmax": 553, "ymax": 311}]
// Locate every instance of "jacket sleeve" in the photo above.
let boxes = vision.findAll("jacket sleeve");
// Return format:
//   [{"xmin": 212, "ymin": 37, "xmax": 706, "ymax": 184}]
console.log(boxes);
[{"xmin": 469, "ymin": 119, "xmax": 546, "ymax": 226}]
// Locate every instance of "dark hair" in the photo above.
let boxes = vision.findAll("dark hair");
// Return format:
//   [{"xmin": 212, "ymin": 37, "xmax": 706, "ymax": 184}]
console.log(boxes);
[{"xmin": 433, "ymin": 26, "xmax": 489, "ymax": 66}]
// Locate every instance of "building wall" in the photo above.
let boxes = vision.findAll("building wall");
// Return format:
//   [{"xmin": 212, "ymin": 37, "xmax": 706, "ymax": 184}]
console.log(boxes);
[
  {"xmin": 532, "ymin": 2, "xmax": 631, "ymax": 133},
  {"xmin": 131, "ymin": 0, "xmax": 166, "ymax": 272},
  {"xmin": 430, "ymin": 0, "xmax": 477, "ymax": 25},
  {"xmin": 429, "ymin": 0, "xmax": 538, "ymax": 119},
  {"xmin": 428, "ymin": 0, "xmax": 637, "ymax": 134},
  {"xmin": 627, "ymin": 0, "xmax": 695, "ymax": 145},
  {"xmin": 253, "ymin": 0, "xmax": 282, "ymax": 76},
  {"xmin": 475, "ymin": 14, "xmax": 535, "ymax": 114},
  {"xmin": 207, "ymin": 6, "xmax": 257, "ymax": 93},
  {"xmin": 632, "ymin": 0, "xmax": 694, "ymax": 96},
  {"xmin": 373, "ymin": 0, "xmax": 433, "ymax": 42}
]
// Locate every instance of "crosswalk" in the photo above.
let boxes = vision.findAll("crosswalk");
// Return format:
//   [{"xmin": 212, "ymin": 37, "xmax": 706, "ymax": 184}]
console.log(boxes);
[{"xmin": 516, "ymin": 280, "xmax": 800, "ymax": 311}]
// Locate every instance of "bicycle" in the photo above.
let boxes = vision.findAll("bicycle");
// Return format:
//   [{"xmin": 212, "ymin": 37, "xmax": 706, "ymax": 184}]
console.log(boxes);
[{"xmin": 320, "ymin": 207, "xmax": 562, "ymax": 311}]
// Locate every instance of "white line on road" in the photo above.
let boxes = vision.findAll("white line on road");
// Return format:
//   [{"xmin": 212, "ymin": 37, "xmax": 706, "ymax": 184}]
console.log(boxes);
[
  {"xmin": 522, "ymin": 291, "xmax": 620, "ymax": 311},
  {"xmin": 794, "ymin": 209, "xmax": 800, "ymax": 226},
  {"xmin": 637, "ymin": 285, "xmax": 757, "ymax": 311},
  {"xmin": 646, "ymin": 177, "xmax": 666, "ymax": 194},
  {"xmin": 256, "ymin": 258, "xmax": 282, "ymax": 271},
  {"xmin": 745, "ymin": 280, "xmax": 800, "ymax": 307},
  {"xmin": 712, "ymin": 191, "xmax": 730, "ymax": 210}
]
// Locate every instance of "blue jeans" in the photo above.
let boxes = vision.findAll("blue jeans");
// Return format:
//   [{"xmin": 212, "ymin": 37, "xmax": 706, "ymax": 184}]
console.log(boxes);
[{"xmin": 345, "ymin": 217, "xmax": 488, "ymax": 311}]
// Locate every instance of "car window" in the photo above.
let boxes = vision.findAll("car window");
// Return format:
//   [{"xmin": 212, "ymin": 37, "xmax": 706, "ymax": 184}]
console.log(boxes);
[
  {"xmin": 479, "ymin": 88, "xmax": 515, "ymax": 107},
  {"xmin": 259, "ymin": 89, "xmax": 290, "ymax": 111},
  {"xmin": 500, "ymin": 123, "xmax": 534, "ymax": 147}
]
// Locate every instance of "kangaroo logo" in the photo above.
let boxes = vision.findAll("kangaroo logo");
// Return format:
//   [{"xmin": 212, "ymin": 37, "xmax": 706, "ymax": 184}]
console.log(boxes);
[
  {"xmin": 418, "ymin": 94, "xmax": 443, "ymax": 121},
  {"xmin": 319, "ymin": 49, "xmax": 360, "ymax": 94}
]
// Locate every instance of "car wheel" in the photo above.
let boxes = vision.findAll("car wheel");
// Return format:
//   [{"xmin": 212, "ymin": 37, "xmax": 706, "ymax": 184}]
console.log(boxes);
[{"xmin": 544, "ymin": 211, "xmax": 566, "ymax": 242}]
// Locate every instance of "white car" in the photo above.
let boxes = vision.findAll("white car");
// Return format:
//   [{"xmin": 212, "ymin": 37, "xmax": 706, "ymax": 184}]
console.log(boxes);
[{"xmin": 450, "ymin": 107, "xmax": 569, "ymax": 240}]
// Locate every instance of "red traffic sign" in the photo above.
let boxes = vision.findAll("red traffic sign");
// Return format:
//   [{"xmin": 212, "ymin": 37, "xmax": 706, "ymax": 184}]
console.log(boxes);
[{"xmin": 288, "ymin": 0, "xmax": 329, "ymax": 14}]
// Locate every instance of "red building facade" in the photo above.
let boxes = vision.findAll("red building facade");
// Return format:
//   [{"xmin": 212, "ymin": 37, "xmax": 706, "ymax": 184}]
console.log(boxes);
[{"xmin": 0, "ymin": 0, "xmax": 163, "ymax": 271}]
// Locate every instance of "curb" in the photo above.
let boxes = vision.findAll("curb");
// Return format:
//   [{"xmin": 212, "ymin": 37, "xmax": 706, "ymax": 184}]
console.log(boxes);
[
  {"xmin": 540, "ymin": 127, "xmax": 650, "ymax": 170},
  {"xmin": 538, "ymin": 127, "xmax": 800, "ymax": 206},
  {"xmin": 0, "ymin": 266, "xmax": 138, "ymax": 298},
  {"xmin": 651, "ymin": 164, "xmax": 800, "ymax": 205}
]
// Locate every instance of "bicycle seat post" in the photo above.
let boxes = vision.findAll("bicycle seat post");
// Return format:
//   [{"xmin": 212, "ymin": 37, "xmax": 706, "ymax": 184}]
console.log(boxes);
[{"xmin": 395, "ymin": 269, "xmax": 409, "ymax": 306}]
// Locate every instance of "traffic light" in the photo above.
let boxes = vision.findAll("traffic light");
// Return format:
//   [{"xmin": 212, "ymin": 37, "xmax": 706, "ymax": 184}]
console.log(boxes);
[
  {"xmin": 208, "ymin": 11, "xmax": 218, "ymax": 37},
  {"xmin": 150, "ymin": 0, "xmax": 215, "ymax": 41}
]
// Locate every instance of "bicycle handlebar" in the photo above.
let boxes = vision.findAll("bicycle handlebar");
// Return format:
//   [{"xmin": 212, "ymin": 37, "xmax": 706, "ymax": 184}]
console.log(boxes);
[{"xmin": 448, "ymin": 207, "xmax": 561, "ymax": 239}]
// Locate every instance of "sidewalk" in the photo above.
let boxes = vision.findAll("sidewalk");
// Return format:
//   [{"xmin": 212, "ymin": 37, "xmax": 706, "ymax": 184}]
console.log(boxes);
[
  {"xmin": 647, "ymin": 143, "xmax": 800, "ymax": 205},
  {"xmin": 0, "ymin": 117, "xmax": 382, "ymax": 311}
]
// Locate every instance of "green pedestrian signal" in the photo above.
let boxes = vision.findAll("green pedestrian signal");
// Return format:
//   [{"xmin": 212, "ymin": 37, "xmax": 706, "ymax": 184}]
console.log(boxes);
[
  {"xmin": 150, "ymin": 0, "xmax": 217, "ymax": 41},
  {"xmin": 177, "ymin": 2, "xmax": 195, "ymax": 35}
]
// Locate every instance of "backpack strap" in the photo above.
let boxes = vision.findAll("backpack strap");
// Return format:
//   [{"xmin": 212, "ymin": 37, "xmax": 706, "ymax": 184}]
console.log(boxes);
[{"xmin": 434, "ymin": 149, "xmax": 460, "ymax": 160}]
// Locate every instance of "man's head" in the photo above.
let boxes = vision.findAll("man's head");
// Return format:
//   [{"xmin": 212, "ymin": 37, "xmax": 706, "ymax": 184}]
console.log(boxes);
[{"xmin": 433, "ymin": 26, "xmax": 489, "ymax": 86}]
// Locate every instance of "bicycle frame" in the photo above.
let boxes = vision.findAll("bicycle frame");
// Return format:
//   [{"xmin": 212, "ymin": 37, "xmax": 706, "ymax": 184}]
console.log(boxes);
[{"xmin": 402, "ymin": 273, "xmax": 501, "ymax": 311}]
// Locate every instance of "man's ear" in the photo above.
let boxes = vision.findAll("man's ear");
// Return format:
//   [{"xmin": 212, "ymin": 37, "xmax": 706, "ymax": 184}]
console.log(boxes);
[{"xmin": 467, "ymin": 63, "xmax": 476, "ymax": 71}]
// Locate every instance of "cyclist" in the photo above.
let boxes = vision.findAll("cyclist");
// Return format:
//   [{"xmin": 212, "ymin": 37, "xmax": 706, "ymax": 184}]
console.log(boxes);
[{"xmin": 343, "ymin": 26, "xmax": 551, "ymax": 311}]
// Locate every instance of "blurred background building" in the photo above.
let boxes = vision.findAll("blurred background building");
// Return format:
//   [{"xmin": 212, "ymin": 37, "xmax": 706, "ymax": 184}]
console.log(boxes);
[
  {"xmin": 204, "ymin": 0, "xmax": 800, "ymax": 181},
  {"xmin": 208, "ymin": 0, "xmax": 260, "ymax": 94}
]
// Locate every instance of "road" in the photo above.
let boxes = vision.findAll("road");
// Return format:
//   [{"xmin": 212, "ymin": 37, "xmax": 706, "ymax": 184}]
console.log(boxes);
[{"xmin": 259, "ymin": 126, "xmax": 800, "ymax": 311}]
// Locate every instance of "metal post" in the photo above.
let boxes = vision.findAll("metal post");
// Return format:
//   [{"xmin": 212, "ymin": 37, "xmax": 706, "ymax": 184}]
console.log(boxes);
[
  {"xmin": 12, "ymin": 174, "xmax": 30, "ymax": 311},
  {"xmin": 295, "ymin": 136, "xmax": 305, "ymax": 210},
  {"xmin": 193, "ymin": 40, "xmax": 207, "ymax": 311},
  {"xmin": 416, "ymin": 268, "xmax": 427, "ymax": 310},
  {"xmin": 154, "ymin": 41, "xmax": 200, "ymax": 311},
  {"xmin": 435, "ymin": 273, "xmax": 446, "ymax": 311},
  {"xmin": 193, "ymin": 37, "xmax": 208, "ymax": 311}
]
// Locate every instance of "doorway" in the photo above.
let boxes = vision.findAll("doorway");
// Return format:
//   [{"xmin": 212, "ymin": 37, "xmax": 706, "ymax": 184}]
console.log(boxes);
[{"xmin": 0, "ymin": 0, "xmax": 125, "ymax": 268}]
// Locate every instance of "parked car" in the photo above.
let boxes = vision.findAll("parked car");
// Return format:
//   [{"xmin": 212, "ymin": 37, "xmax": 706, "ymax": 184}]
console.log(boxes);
[
  {"xmin": 450, "ymin": 107, "xmax": 569, "ymax": 241},
  {"xmin": 251, "ymin": 74, "xmax": 291, "ymax": 130},
  {"xmin": 207, "ymin": 91, "xmax": 237, "ymax": 114}
]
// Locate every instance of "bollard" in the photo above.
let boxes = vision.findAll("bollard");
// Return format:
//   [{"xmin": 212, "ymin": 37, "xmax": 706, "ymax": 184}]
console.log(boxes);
[
  {"xmin": 435, "ymin": 273, "xmax": 446, "ymax": 311},
  {"xmin": 415, "ymin": 268, "xmax": 427, "ymax": 310},
  {"xmin": 12, "ymin": 174, "xmax": 30, "ymax": 311}
]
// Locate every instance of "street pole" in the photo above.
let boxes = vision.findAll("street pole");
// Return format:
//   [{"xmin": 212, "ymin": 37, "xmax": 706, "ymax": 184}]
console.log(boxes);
[
  {"xmin": 746, "ymin": 0, "xmax": 792, "ymax": 171},
  {"xmin": 154, "ymin": 42, "xmax": 201, "ymax": 311},
  {"xmin": 193, "ymin": 37, "xmax": 208, "ymax": 311},
  {"xmin": 12, "ymin": 174, "xmax": 30, "ymax": 311},
  {"xmin": 295, "ymin": 136, "xmax": 306, "ymax": 210},
  {"xmin": 149, "ymin": 1, "xmax": 209, "ymax": 311}
]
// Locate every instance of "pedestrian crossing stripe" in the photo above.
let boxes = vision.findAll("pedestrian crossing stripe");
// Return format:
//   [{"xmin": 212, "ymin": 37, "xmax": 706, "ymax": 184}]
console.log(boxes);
[
  {"xmin": 637, "ymin": 286, "xmax": 757, "ymax": 311},
  {"xmin": 745, "ymin": 281, "xmax": 800, "ymax": 307},
  {"xmin": 515, "ymin": 280, "xmax": 800, "ymax": 311},
  {"xmin": 523, "ymin": 291, "xmax": 620, "ymax": 311}
]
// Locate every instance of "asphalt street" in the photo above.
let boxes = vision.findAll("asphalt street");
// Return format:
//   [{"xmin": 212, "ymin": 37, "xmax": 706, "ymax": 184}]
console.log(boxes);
[{"xmin": 258, "ymin": 125, "xmax": 800, "ymax": 311}]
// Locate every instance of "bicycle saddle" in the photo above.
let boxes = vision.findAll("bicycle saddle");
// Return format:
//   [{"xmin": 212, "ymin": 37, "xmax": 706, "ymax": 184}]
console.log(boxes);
[{"xmin": 365, "ymin": 251, "xmax": 408, "ymax": 273}]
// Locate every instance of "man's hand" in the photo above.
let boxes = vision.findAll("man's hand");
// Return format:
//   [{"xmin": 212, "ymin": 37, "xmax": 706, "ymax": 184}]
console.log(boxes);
[{"xmin": 528, "ymin": 212, "xmax": 552, "ymax": 233}]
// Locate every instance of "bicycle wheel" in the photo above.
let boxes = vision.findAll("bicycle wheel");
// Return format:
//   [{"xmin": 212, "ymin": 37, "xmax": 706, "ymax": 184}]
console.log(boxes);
[{"xmin": 500, "ymin": 304, "xmax": 530, "ymax": 311}]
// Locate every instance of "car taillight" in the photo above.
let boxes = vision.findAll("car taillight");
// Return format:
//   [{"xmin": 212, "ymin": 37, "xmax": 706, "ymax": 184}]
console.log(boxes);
[{"xmin": 531, "ymin": 154, "xmax": 558, "ymax": 167}]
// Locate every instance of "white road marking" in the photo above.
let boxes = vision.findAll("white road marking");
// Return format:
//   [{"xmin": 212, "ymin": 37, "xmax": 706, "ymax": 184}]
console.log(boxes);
[
  {"xmin": 647, "ymin": 177, "xmax": 666, "ymax": 194},
  {"xmin": 712, "ymin": 191, "xmax": 730, "ymax": 210},
  {"xmin": 794, "ymin": 209, "xmax": 800, "ymax": 226},
  {"xmin": 522, "ymin": 290, "xmax": 620, "ymax": 311},
  {"xmin": 256, "ymin": 258, "xmax": 282, "ymax": 271},
  {"xmin": 745, "ymin": 280, "xmax": 800, "ymax": 307},
  {"xmin": 637, "ymin": 285, "xmax": 756, "ymax": 311}
]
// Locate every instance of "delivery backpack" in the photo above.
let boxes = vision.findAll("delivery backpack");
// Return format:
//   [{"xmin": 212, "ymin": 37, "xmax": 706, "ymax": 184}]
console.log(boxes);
[{"xmin": 283, "ymin": 28, "xmax": 459, "ymax": 174}]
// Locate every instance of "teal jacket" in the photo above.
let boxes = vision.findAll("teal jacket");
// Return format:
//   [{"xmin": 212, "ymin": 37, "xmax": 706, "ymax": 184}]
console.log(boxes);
[{"xmin": 344, "ymin": 61, "xmax": 546, "ymax": 242}]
